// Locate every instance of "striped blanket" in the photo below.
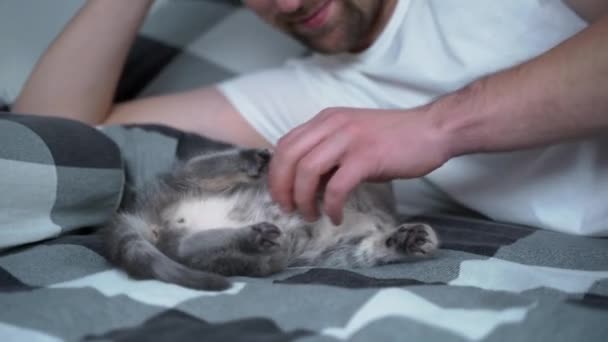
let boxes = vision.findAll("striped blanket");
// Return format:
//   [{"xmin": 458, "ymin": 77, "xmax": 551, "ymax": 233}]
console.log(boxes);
[
  {"xmin": 1, "ymin": 1, "xmax": 607, "ymax": 340},
  {"xmin": 1, "ymin": 113, "xmax": 607, "ymax": 341}
]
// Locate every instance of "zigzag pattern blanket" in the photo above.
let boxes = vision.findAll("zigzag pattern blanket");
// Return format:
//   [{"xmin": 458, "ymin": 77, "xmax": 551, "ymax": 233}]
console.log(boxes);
[{"xmin": 1, "ymin": 116, "xmax": 606, "ymax": 341}]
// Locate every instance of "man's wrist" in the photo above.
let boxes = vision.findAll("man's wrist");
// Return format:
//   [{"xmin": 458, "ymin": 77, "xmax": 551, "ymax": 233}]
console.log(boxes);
[{"xmin": 427, "ymin": 79, "xmax": 489, "ymax": 159}]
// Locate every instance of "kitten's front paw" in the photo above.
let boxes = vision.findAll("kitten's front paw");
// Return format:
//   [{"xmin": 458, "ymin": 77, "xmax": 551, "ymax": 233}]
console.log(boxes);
[
  {"xmin": 386, "ymin": 223, "xmax": 438, "ymax": 256},
  {"xmin": 248, "ymin": 222, "xmax": 283, "ymax": 254}
]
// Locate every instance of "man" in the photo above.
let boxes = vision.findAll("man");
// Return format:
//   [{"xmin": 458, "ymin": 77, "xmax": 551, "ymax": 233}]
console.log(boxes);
[{"xmin": 13, "ymin": 0, "xmax": 608, "ymax": 235}]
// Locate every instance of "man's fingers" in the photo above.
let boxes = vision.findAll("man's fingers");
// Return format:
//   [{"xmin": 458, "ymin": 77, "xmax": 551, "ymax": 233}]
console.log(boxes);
[
  {"xmin": 268, "ymin": 120, "xmax": 319, "ymax": 212},
  {"xmin": 293, "ymin": 133, "xmax": 349, "ymax": 221},
  {"xmin": 323, "ymin": 156, "xmax": 370, "ymax": 225},
  {"xmin": 269, "ymin": 110, "xmax": 348, "ymax": 212}
]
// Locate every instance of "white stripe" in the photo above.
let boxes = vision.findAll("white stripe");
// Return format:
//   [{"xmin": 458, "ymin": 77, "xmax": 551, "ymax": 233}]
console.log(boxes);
[
  {"xmin": 323, "ymin": 288, "xmax": 532, "ymax": 340},
  {"xmin": 50, "ymin": 270, "xmax": 245, "ymax": 307},
  {"xmin": 0, "ymin": 322, "xmax": 62, "ymax": 342},
  {"xmin": 450, "ymin": 258, "xmax": 608, "ymax": 294}
]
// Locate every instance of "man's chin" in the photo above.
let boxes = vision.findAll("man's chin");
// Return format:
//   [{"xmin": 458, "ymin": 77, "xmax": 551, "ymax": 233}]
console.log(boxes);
[
  {"xmin": 307, "ymin": 43, "xmax": 345, "ymax": 54},
  {"xmin": 294, "ymin": 19, "xmax": 367, "ymax": 54},
  {"xmin": 298, "ymin": 33, "xmax": 354, "ymax": 54}
]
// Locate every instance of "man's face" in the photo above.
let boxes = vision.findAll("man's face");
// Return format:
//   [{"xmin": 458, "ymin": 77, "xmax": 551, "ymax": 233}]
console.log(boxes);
[{"xmin": 243, "ymin": 0, "xmax": 396, "ymax": 54}]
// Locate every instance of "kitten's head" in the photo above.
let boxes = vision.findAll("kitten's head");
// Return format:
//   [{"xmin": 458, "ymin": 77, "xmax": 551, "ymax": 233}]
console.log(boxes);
[{"xmin": 181, "ymin": 148, "xmax": 272, "ymax": 191}]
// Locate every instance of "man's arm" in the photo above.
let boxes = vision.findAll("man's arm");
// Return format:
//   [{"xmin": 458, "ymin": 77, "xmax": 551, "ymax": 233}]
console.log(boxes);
[
  {"xmin": 438, "ymin": 14, "xmax": 608, "ymax": 157},
  {"xmin": 14, "ymin": 0, "xmax": 153, "ymax": 123},
  {"xmin": 105, "ymin": 87, "xmax": 270, "ymax": 148},
  {"xmin": 13, "ymin": 0, "xmax": 269, "ymax": 148},
  {"xmin": 269, "ymin": 13, "xmax": 608, "ymax": 224}
]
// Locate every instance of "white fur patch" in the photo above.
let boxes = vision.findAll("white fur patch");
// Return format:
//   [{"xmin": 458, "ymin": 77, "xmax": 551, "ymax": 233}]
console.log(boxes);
[{"xmin": 166, "ymin": 196, "xmax": 243, "ymax": 231}]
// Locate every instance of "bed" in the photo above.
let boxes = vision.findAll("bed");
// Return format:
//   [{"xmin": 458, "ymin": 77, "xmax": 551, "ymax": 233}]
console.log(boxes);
[
  {"xmin": 1, "ymin": 120, "xmax": 607, "ymax": 341},
  {"xmin": 1, "ymin": 204, "xmax": 607, "ymax": 341},
  {"xmin": 1, "ymin": 1, "xmax": 607, "ymax": 341}
]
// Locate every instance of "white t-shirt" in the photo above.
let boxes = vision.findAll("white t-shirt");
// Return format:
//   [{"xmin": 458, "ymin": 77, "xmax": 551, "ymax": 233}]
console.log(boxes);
[{"xmin": 218, "ymin": 0, "xmax": 608, "ymax": 236}]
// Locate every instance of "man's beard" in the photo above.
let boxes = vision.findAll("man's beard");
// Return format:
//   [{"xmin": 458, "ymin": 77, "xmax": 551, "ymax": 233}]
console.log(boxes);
[{"xmin": 288, "ymin": 1, "xmax": 373, "ymax": 54}]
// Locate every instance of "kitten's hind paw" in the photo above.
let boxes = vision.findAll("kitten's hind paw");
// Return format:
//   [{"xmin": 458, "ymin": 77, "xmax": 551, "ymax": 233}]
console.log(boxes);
[
  {"xmin": 386, "ymin": 223, "xmax": 439, "ymax": 256},
  {"xmin": 244, "ymin": 222, "xmax": 283, "ymax": 254}
]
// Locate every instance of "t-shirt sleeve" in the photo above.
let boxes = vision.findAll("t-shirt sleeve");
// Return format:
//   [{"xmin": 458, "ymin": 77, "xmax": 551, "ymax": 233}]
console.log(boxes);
[{"xmin": 216, "ymin": 59, "xmax": 378, "ymax": 145}]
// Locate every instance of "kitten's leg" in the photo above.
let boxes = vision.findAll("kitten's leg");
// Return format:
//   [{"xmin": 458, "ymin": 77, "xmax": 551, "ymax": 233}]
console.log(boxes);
[
  {"xmin": 176, "ymin": 223, "xmax": 289, "ymax": 277},
  {"xmin": 310, "ymin": 223, "xmax": 438, "ymax": 268},
  {"xmin": 212, "ymin": 222, "xmax": 290, "ymax": 277}
]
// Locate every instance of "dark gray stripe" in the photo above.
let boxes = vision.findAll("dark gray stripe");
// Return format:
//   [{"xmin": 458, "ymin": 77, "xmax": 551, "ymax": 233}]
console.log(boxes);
[
  {"xmin": 275, "ymin": 268, "xmax": 445, "ymax": 289},
  {"xmin": 0, "ymin": 267, "xmax": 35, "ymax": 293},
  {"xmin": 409, "ymin": 214, "xmax": 536, "ymax": 257},
  {"xmin": 52, "ymin": 167, "xmax": 124, "ymax": 234},
  {"xmin": 87, "ymin": 310, "xmax": 313, "ymax": 342},
  {"xmin": 138, "ymin": 51, "xmax": 234, "ymax": 98},
  {"xmin": 115, "ymin": 36, "xmax": 182, "ymax": 102},
  {"xmin": 1, "ymin": 113, "xmax": 122, "ymax": 169},
  {"xmin": 0, "ymin": 119, "xmax": 55, "ymax": 165}
]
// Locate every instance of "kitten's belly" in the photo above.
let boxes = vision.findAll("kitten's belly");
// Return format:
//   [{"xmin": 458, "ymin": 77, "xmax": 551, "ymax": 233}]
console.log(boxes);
[
  {"xmin": 164, "ymin": 196, "xmax": 246, "ymax": 231},
  {"xmin": 162, "ymin": 192, "xmax": 391, "ymax": 248}
]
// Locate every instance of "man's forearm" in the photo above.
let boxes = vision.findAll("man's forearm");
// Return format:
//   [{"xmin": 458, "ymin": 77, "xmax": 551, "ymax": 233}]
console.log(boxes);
[
  {"xmin": 432, "ymin": 15, "xmax": 608, "ymax": 158},
  {"xmin": 13, "ymin": 0, "xmax": 153, "ymax": 124}
]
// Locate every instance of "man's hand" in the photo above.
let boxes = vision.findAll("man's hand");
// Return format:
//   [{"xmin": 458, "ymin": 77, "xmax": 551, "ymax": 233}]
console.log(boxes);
[
  {"xmin": 268, "ymin": 107, "xmax": 451, "ymax": 225},
  {"xmin": 269, "ymin": 13, "xmax": 608, "ymax": 226}
]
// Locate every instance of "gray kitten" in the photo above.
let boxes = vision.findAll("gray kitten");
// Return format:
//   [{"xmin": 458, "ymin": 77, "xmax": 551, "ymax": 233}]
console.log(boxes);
[{"xmin": 104, "ymin": 148, "xmax": 439, "ymax": 291}]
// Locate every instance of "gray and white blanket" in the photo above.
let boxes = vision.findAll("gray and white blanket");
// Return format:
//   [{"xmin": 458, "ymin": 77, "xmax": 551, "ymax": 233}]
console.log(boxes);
[
  {"xmin": 1, "ymin": 1, "xmax": 607, "ymax": 340},
  {"xmin": 1, "ymin": 113, "xmax": 607, "ymax": 342}
]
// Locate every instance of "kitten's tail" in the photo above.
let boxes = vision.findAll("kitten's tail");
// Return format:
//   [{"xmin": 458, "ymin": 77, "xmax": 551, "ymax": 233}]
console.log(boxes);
[{"xmin": 104, "ymin": 213, "xmax": 231, "ymax": 291}]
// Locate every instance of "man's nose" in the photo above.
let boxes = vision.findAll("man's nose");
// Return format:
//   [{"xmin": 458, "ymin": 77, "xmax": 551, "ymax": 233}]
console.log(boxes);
[{"xmin": 275, "ymin": 0, "xmax": 303, "ymax": 13}]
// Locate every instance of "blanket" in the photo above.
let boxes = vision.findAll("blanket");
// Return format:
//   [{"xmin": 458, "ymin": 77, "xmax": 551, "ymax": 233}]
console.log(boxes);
[
  {"xmin": 1, "ymin": 117, "xmax": 607, "ymax": 342},
  {"xmin": 2, "ymin": 213, "xmax": 607, "ymax": 341},
  {"xmin": 1, "ymin": 2, "xmax": 607, "ymax": 340}
]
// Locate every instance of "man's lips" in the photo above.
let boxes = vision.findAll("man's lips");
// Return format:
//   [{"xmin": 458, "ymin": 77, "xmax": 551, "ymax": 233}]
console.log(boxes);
[{"xmin": 295, "ymin": 0, "xmax": 333, "ymax": 30}]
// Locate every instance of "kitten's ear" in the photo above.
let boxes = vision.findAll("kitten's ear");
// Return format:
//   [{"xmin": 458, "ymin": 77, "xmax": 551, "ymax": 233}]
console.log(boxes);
[
  {"xmin": 240, "ymin": 149, "xmax": 272, "ymax": 177},
  {"xmin": 255, "ymin": 149, "xmax": 272, "ymax": 165}
]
